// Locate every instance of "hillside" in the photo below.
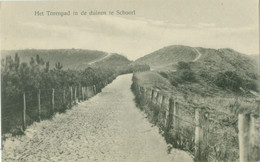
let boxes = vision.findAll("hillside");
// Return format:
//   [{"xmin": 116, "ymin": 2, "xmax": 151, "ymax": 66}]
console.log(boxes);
[
  {"xmin": 192, "ymin": 48, "xmax": 258, "ymax": 79},
  {"xmin": 134, "ymin": 45, "xmax": 198, "ymax": 70},
  {"xmin": 132, "ymin": 48, "xmax": 260, "ymax": 161},
  {"xmin": 92, "ymin": 53, "xmax": 132, "ymax": 69},
  {"xmin": 134, "ymin": 45, "xmax": 258, "ymax": 74},
  {"xmin": 134, "ymin": 45, "xmax": 259, "ymax": 97},
  {"xmin": 1, "ymin": 49, "xmax": 111, "ymax": 70}
]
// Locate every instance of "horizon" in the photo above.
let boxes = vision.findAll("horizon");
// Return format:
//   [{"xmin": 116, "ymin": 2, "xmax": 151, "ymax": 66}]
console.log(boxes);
[
  {"xmin": 1, "ymin": 0, "xmax": 259, "ymax": 60},
  {"xmin": 1, "ymin": 45, "xmax": 258, "ymax": 62}
]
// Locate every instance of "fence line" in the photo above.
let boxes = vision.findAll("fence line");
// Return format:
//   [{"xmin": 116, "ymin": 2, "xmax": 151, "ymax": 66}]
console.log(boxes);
[
  {"xmin": 2, "ymin": 76, "xmax": 117, "ymax": 135},
  {"xmin": 132, "ymin": 75, "xmax": 260, "ymax": 162}
]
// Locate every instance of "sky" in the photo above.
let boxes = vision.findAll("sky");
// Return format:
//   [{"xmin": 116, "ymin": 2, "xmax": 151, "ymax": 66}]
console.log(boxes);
[{"xmin": 0, "ymin": 0, "xmax": 259, "ymax": 60}]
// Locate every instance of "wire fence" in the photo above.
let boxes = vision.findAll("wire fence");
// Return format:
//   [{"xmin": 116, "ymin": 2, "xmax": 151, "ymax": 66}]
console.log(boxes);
[
  {"xmin": 1, "ymin": 75, "xmax": 117, "ymax": 136},
  {"xmin": 132, "ymin": 74, "xmax": 260, "ymax": 161}
]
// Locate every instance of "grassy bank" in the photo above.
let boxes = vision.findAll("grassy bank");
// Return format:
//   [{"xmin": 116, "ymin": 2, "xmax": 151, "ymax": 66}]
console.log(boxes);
[{"xmin": 132, "ymin": 71, "xmax": 259, "ymax": 161}]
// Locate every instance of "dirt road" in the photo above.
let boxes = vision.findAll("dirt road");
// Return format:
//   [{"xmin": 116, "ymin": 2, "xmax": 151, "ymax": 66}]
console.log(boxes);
[
  {"xmin": 192, "ymin": 48, "xmax": 202, "ymax": 62},
  {"xmin": 2, "ymin": 74, "xmax": 193, "ymax": 162},
  {"xmin": 88, "ymin": 53, "xmax": 111, "ymax": 65}
]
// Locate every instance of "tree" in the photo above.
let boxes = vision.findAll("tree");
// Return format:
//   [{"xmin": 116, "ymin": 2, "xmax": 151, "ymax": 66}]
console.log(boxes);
[
  {"xmin": 55, "ymin": 62, "xmax": 63, "ymax": 70},
  {"xmin": 14, "ymin": 53, "xmax": 20, "ymax": 72},
  {"xmin": 30, "ymin": 57, "xmax": 35, "ymax": 66},
  {"xmin": 214, "ymin": 71, "xmax": 243, "ymax": 92},
  {"xmin": 177, "ymin": 61, "xmax": 191, "ymax": 70},
  {"xmin": 45, "ymin": 61, "xmax": 50, "ymax": 72}
]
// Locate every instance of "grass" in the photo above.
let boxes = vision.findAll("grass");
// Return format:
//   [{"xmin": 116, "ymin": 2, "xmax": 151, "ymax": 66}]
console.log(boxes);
[
  {"xmin": 132, "ymin": 45, "xmax": 260, "ymax": 161},
  {"xmin": 132, "ymin": 71, "xmax": 259, "ymax": 161},
  {"xmin": 2, "ymin": 49, "xmax": 132, "ymax": 70},
  {"xmin": 134, "ymin": 45, "xmax": 197, "ymax": 70}
]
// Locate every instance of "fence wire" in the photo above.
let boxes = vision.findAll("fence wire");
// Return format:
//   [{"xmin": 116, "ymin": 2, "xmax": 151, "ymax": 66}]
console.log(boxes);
[
  {"xmin": 2, "ymin": 76, "xmax": 116, "ymax": 136},
  {"xmin": 132, "ymin": 78, "xmax": 259, "ymax": 161}
]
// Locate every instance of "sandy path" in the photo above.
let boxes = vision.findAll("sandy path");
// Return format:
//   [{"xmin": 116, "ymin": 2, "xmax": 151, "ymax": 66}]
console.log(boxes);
[
  {"xmin": 2, "ymin": 74, "xmax": 193, "ymax": 162},
  {"xmin": 88, "ymin": 53, "xmax": 111, "ymax": 65},
  {"xmin": 192, "ymin": 48, "xmax": 202, "ymax": 62}
]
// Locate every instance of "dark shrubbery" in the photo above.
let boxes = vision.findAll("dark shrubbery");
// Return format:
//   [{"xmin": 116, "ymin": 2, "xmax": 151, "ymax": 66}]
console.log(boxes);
[
  {"xmin": 2, "ymin": 54, "xmax": 150, "ymax": 98},
  {"xmin": 214, "ymin": 71, "xmax": 243, "ymax": 92},
  {"xmin": 160, "ymin": 61, "xmax": 259, "ymax": 93},
  {"xmin": 175, "ymin": 61, "xmax": 197, "ymax": 83},
  {"xmin": 179, "ymin": 70, "xmax": 196, "ymax": 82},
  {"xmin": 1, "ymin": 54, "xmax": 115, "ymax": 97},
  {"xmin": 160, "ymin": 61, "xmax": 197, "ymax": 86},
  {"xmin": 2, "ymin": 53, "xmax": 150, "ymax": 135},
  {"xmin": 244, "ymin": 79, "xmax": 258, "ymax": 92},
  {"xmin": 177, "ymin": 61, "xmax": 191, "ymax": 71},
  {"xmin": 214, "ymin": 71, "xmax": 259, "ymax": 92},
  {"xmin": 159, "ymin": 71, "xmax": 168, "ymax": 79}
]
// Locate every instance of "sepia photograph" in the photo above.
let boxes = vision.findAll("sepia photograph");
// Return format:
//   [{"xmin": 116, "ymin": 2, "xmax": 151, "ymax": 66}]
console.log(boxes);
[{"xmin": 1, "ymin": 0, "xmax": 260, "ymax": 161}]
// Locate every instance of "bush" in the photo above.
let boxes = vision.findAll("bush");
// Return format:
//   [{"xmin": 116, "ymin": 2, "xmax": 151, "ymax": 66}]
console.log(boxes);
[
  {"xmin": 214, "ymin": 71, "xmax": 243, "ymax": 92},
  {"xmin": 244, "ymin": 79, "xmax": 258, "ymax": 92},
  {"xmin": 159, "ymin": 71, "xmax": 169, "ymax": 79},
  {"xmin": 1, "ymin": 54, "xmax": 138, "ymax": 135},
  {"xmin": 177, "ymin": 61, "xmax": 191, "ymax": 70},
  {"xmin": 168, "ymin": 61, "xmax": 197, "ymax": 86},
  {"xmin": 180, "ymin": 69, "xmax": 196, "ymax": 82}
]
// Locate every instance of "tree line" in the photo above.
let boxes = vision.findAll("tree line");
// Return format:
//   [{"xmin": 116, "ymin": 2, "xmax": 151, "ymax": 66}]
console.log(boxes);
[{"xmin": 1, "ymin": 53, "xmax": 150, "ymax": 135}]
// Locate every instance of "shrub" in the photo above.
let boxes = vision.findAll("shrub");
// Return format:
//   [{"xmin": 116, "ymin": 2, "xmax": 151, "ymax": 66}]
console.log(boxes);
[
  {"xmin": 214, "ymin": 71, "xmax": 243, "ymax": 92},
  {"xmin": 177, "ymin": 61, "xmax": 191, "ymax": 70},
  {"xmin": 168, "ymin": 61, "xmax": 197, "ymax": 86},
  {"xmin": 244, "ymin": 79, "xmax": 258, "ymax": 92},
  {"xmin": 159, "ymin": 71, "xmax": 169, "ymax": 79},
  {"xmin": 180, "ymin": 69, "xmax": 196, "ymax": 82}
]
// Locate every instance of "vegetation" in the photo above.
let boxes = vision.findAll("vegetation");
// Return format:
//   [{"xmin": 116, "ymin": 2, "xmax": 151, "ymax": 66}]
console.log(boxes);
[
  {"xmin": 134, "ymin": 45, "xmax": 198, "ymax": 70},
  {"xmin": 2, "ymin": 54, "xmax": 114, "ymax": 96},
  {"xmin": 2, "ymin": 49, "xmax": 108, "ymax": 70},
  {"xmin": 1, "ymin": 52, "xmax": 150, "ymax": 135},
  {"xmin": 166, "ymin": 62, "xmax": 197, "ymax": 86},
  {"xmin": 131, "ymin": 45, "xmax": 259, "ymax": 161},
  {"xmin": 132, "ymin": 72, "xmax": 259, "ymax": 161}
]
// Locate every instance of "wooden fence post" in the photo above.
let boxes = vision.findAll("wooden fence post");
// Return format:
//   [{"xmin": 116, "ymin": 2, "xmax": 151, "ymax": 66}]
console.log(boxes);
[
  {"xmin": 84, "ymin": 87, "xmax": 86, "ymax": 100},
  {"xmin": 79, "ymin": 86, "xmax": 81, "ymax": 102},
  {"xmin": 137, "ymin": 85, "xmax": 140, "ymax": 94},
  {"xmin": 63, "ymin": 89, "xmax": 66, "ymax": 105},
  {"xmin": 161, "ymin": 96, "xmax": 167, "ymax": 127},
  {"xmin": 172, "ymin": 99, "xmax": 179, "ymax": 132},
  {"xmin": 94, "ymin": 85, "xmax": 96, "ymax": 94},
  {"xmin": 77, "ymin": 86, "xmax": 79, "ymax": 102},
  {"xmin": 86, "ymin": 87, "xmax": 88, "ymax": 99},
  {"xmin": 70, "ymin": 87, "xmax": 72, "ymax": 107},
  {"xmin": 194, "ymin": 108, "xmax": 209, "ymax": 161},
  {"xmin": 166, "ymin": 98, "xmax": 174, "ymax": 131},
  {"xmin": 85, "ymin": 86, "xmax": 87, "ymax": 98},
  {"xmin": 82, "ymin": 87, "xmax": 84, "ymax": 101},
  {"xmin": 143, "ymin": 87, "xmax": 147, "ymax": 102},
  {"xmin": 152, "ymin": 90, "xmax": 157, "ymax": 104},
  {"xmin": 146, "ymin": 89, "xmax": 151, "ymax": 101},
  {"xmin": 140, "ymin": 87, "xmax": 145, "ymax": 105},
  {"xmin": 238, "ymin": 113, "xmax": 259, "ymax": 162},
  {"xmin": 52, "ymin": 88, "xmax": 54, "ymax": 114},
  {"xmin": 195, "ymin": 108, "xmax": 200, "ymax": 161},
  {"xmin": 238, "ymin": 113, "xmax": 250, "ymax": 162},
  {"xmin": 38, "ymin": 90, "xmax": 41, "ymax": 121},
  {"xmin": 93, "ymin": 86, "xmax": 95, "ymax": 96},
  {"xmin": 22, "ymin": 92, "xmax": 26, "ymax": 131},
  {"xmin": 141, "ymin": 86, "xmax": 144, "ymax": 96},
  {"xmin": 249, "ymin": 114, "xmax": 258, "ymax": 161},
  {"xmin": 74, "ymin": 87, "xmax": 77, "ymax": 103},
  {"xmin": 257, "ymin": 100, "xmax": 260, "ymax": 116},
  {"xmin": 151, "ymin": 89, "xmax": 155, "ymax": 101},
  {"xmin": 161, "ymin": 95, "xmax": 166, "ymax": 109},
  {"xmin": 155, "ymin": 91, "xmax": 160, "ymax": 104}
]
